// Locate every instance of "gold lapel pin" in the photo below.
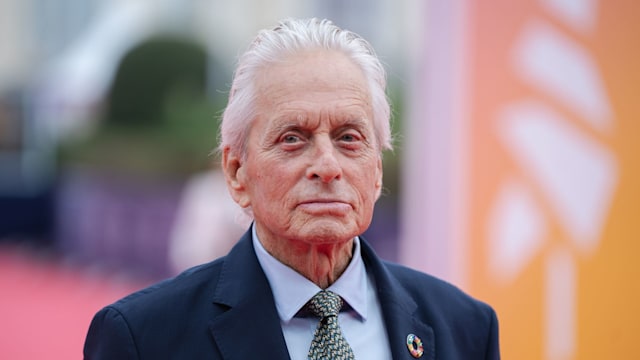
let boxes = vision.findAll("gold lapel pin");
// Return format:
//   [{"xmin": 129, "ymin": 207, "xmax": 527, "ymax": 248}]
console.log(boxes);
[{"xmin": 406, "ymin": 333, "xmax": 424, "ymax": 358}]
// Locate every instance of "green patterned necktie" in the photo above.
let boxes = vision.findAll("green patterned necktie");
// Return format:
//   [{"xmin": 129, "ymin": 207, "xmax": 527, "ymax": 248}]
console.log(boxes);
[{"xmin": 307, "ymin": 290, "xmax": 355, "ymax": 360}]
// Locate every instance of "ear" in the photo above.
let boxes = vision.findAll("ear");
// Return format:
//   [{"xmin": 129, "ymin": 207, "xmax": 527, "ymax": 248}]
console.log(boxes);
[
  {"xmin": 374, "ymin": 156, "xmax": 383, "ymax": 200},
  {"xmin": 222, "ymin": 146, "xmax": 251, "ymax": 208}
]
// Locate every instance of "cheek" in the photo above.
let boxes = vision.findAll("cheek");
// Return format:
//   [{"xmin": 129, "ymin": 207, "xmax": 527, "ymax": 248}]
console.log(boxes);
[
  {"xmin": 364, "ymin": 170, "xmax": 384, "ymax": 207},
  {"xmin": 252, "ymin": 171, "xmax": 290, "ymax": 207},
  {"xmin": 351, "ymin": 170, "xmax": 381, "ymax": 206}
]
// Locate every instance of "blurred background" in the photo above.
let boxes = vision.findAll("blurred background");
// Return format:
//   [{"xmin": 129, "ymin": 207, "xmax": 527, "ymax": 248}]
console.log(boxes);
[{"xmin": 0, "ymin": 0, "xmax": 637, "ymax": 359}]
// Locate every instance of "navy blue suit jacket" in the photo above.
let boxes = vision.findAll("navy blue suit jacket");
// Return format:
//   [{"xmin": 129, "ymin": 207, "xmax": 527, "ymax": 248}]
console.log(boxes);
[{"xmin": 84, "ymin": 230, "xmax": 500, "ymax": 359}]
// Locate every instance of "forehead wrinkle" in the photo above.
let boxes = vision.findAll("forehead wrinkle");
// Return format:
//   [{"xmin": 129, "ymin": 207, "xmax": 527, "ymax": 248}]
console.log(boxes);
[
  {"xmin": 341, "ymin": 116, "xmax": 370, "ymax": 129},
  {"xmin": 271, "ymin": 109, "xmax": 371, "ymax": 132}
]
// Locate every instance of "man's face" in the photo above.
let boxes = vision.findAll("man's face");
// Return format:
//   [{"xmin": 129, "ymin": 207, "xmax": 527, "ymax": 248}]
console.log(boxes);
[{"xmin": 225, "ymin": 49, "xmax": 383, "ymax": 247}]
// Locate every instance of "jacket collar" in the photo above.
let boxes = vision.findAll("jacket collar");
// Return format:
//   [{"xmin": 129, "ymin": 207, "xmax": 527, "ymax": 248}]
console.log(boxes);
[
  {"xmin": 360, "ymin": 240, "xmax": 436, "ymax": 360},
  {"xmin": 208, "ymin": 230, "xmax": 435, "ymax": 360},
  {"xmin": 208, "ymin": 230, "xmax": 291, "ymax": 359}
]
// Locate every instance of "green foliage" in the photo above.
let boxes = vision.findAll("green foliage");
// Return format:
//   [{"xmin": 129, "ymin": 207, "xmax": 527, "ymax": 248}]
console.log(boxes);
[
  {"xmin": 380, "ymin": 83, "xmax": 404, "ymax": 198},
  {"xmin": 106, "ymin": 36, "xmax": 208, "ymax": 127},
  {"xmin": 58, "ymin": 35, "xmax": 225, "ymax": 179}
]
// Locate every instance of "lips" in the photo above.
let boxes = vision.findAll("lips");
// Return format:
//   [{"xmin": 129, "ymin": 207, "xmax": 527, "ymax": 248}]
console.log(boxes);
[
  {"xmin": 299, "ymin": 198, "xmax": 346, "ymax": 204},
  {"xmin": 297, "ymin": 199, "xmax": 352, "ymax": 215}
]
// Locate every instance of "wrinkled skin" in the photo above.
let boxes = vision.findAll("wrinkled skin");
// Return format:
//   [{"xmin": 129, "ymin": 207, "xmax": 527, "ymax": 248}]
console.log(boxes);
[{"xmin": 223, "ymin": 50, "xmax": 383, "ymax": 288}]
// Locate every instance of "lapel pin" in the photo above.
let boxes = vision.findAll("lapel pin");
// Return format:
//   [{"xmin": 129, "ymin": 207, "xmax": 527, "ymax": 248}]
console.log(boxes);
[{"xmin": 406, "ymin": 333, "xmax": 424, "ymax": 358}]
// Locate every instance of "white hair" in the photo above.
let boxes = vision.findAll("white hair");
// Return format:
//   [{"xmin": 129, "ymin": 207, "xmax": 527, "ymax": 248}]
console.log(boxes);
[{"xmin": 219, "ymin": 18, "xmax": 392, "ymax": 158}]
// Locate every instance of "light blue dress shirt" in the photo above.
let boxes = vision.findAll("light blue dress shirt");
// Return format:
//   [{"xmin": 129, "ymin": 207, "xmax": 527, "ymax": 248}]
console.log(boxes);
[{"xmin": 252, "ymin": 225, "xmax": 392, "ymax": 360}]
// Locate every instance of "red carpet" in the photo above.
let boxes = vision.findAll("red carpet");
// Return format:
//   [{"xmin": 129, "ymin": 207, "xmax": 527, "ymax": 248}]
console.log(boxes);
[{"xmin": 0, "ymin": 246, "xmax": 152, "ymax": 359}]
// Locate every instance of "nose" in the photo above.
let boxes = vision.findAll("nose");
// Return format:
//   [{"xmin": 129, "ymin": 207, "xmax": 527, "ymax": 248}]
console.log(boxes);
[{"xmin": 306, "ymin": 137, "xmax": 342, "ymax": 183}]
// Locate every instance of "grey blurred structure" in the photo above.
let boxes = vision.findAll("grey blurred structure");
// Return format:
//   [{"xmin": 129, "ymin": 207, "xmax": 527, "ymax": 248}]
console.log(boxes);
[{"xmin": 0, "ymin": 0, "xmax": 423, "ymax": 276}]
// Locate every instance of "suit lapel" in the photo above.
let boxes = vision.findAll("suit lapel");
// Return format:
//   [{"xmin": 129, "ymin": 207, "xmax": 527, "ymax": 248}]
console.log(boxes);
[
  {"xmin": 207, "ymin": 232, "xmax": 436, "ymax": 360},
  {"xmin": 208, "ymin": 232, "xmax": 291, "ymax": 360},
  {"xmin": 361, "ymin": 239, "xmax": 436, "ymax": 360}
]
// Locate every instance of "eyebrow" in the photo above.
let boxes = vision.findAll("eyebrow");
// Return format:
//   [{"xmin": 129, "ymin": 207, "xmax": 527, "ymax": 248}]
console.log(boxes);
[
  {"xmin": 264, "ymin": 114, "xmax": 372, "ymax": 140},
  {"xmin": 340, "ymin": 117, "xmax": 370, "ymax": 130},
  {"xmin": 264, "ymin": 117, "xmax": 306, "ymax": 141}
]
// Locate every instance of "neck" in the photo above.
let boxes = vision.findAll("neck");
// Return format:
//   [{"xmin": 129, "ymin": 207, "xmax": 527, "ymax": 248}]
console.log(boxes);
[{"xmin": 258, "ymin": 231, "xmax": 355, "ymax": 289}]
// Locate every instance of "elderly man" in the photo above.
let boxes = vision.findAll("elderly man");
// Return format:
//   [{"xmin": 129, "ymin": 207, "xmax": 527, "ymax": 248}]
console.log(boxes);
[{"xmin": 84, "ymin": 18, "xmax": 500, "ymax": 359}]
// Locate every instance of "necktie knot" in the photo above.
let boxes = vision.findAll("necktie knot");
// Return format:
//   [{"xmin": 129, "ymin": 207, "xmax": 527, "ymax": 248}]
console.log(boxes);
[{"xmin": 308, "ymin": 290, "xmax": 343, "ymax": 318}]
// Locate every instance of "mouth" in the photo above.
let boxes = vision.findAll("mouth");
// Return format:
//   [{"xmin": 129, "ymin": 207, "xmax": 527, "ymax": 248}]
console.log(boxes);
[{"xmin": 297, "ymin": 199, "xmax": 352, "ymax": 215}]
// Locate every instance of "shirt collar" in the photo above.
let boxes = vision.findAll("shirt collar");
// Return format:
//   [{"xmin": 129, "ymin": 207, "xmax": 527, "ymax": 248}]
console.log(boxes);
[{"xmin": 252, "ymin": 223, "xmax": 368, "ymax": 323}]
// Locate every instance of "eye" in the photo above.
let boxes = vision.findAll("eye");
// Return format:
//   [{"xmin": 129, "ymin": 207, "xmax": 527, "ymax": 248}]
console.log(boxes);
[
  {"xmin": 337, "ymin": 130, "xmax": 362, "ymax": 143},
  {"xmin": 283, "ymin": 134, "xmax": 300, "ymax": 143},
  {"xmin": 278, "ymin": 131, "xmax": 307, "ymax": 150},
  {"xmin": 340, "ymin": 133, "xmax": 357, "ymax": 142}
]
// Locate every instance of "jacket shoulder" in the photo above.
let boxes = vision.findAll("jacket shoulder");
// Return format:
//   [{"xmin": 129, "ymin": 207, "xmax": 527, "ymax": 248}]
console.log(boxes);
[
  {"xmin": 111, "ymin": 258, "xmax": 224, "ymax": 315},
  {"xmin": 84, "ymin": 259, "xmax": 227, "ymax": 359},
  {"xmin": 383, "ymin": 261, "xmax": 496, "ymax": 330},
  {"xmin": 381, "ymin": 262, "xmax": 500, "ymax": 358}
]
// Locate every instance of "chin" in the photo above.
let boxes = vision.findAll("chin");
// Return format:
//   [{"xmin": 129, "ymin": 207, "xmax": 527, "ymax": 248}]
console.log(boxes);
[{"xmin": 294, "ymin": 219, "xmax": 357, "ymax": 244}]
